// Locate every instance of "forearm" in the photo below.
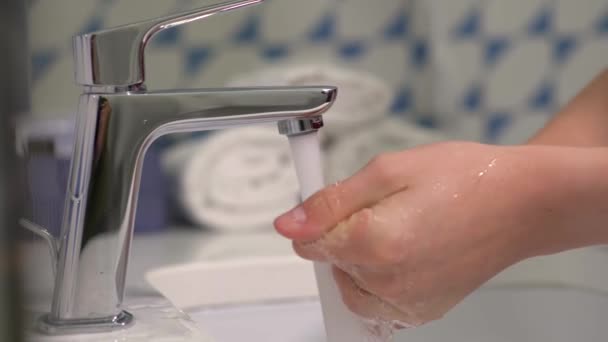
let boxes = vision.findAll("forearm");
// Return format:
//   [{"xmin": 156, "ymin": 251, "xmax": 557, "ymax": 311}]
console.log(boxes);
[
  {"xmin": 528, "ymin": 69, "xmax": 608, "ymax": 146},
  {"xmin": 520, "ymin": 146, "xmax": 608, "ymax": 257}
]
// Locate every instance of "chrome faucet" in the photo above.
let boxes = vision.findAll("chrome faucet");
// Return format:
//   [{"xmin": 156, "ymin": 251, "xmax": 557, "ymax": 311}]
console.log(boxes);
[{"xmin": 26, "ymin": 0, "xmax": 336, "ymax": 334}]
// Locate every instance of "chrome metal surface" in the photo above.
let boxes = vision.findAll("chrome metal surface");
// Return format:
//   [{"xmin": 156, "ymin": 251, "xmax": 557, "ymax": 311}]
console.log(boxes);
[
  {"xmin": 38, "ymin": 311, "xmax": 133, "ymax": 335},
  {"xmin": 45, "ymin": 0, "xmax": 337, "ymax": 334},
  {"xmin": 73, "ymin": 0, "xmax": 263, "ymax": 87},
  {"xmin": 52, "ymin": 86, "xmax": 335, "ymax": 331},
  {"xmin": 278, "ymin": 116, "xmax": 325, "ymax": 136},
  {"xmin": 19, "ymin": 219, "xmax": 58, "ymax": 278}
]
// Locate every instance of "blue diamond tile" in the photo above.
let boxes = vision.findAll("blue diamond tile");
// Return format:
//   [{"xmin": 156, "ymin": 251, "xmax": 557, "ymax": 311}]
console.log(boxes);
[
  {"xmin": 595, "ymin": 11, "xmax": 608, "ymax": 34},
  {"xmin": 485, "ymin": 37, "xmax": 510, "ymax": 66},
  {"xmin": 261, "ymin": 44, "xmax": 289, "ymax": 60},
  {"xmin": 339, "ymin": 41, "xmax": 366, "ymax": 59},
  {"xmin": 453, "ymin": 8, "xmax": 481, "ymax": 39},
  {"xmin": 391, "ymin": 87, "xmax": 413, "ymax": 113},
  {"xmin": 185, "ymin": 47, "xmax": 213, "ymax": 74},
  {"xmin": 411, "ymin": 39, "xmax": 429, "ymax": 67},
  {"xmin": 79, "ymin": 16, "xmax": 104, "ymax": 35},
  {"xmin": 31, "ymin": 50, "xmax": 58, "ymax": 82},
  {"xmin": 529, "ymin": 82, "xmax": 554, "ymax": 110},
  {"xmin": 528, "ymin": 6, "xmax": 553, "ymax": 36},
  {"xmin": 309, "ymin": 13, "xmax": 336, "ymax": 42},
  {"xmin": 384, "ymin": 12, "xmax": 409, "ymax": 40},
  {"xmin": 463, "ymin": 84, "xmax": 483, "ymax": 111},
  {"xmin": 153, "ymin": 27, "xmax": 181, "ymax": 47},
  {"xmin": 416, "ymin": 116, "xmax": 437, "ymax": 129},
  {"xmin": 553, "ymin": 36, "xmax": 578, "ymax": 64},
  {"xmin": 485, "ymin": 112, "xmax": 512, "ymax": 142},
  {"xmin": 233, "ymin": 15, "xmax": 260, "ymax": 43}
]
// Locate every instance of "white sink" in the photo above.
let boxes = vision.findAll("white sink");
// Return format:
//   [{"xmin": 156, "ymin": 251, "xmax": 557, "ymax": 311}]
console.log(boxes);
[
  {"xmin": 146, "ymin": 248, "xmax": 608, "ymax": 342},
  {"xmin": 401, "ymin": 286, "xmax": 608, "ymax": 341},
  {"xmin": 23, "ymin": 229, "xmax": 608, "ymax": 341},
  {"xmin": 182, "ymin": 287, "xmax": 608, "ymax": 342}
]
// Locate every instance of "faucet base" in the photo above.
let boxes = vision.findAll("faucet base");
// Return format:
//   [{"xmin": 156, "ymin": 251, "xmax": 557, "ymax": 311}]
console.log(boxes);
[{"xmin": 37, "ymin": 310, "xmax": 134, "ymax": 335}]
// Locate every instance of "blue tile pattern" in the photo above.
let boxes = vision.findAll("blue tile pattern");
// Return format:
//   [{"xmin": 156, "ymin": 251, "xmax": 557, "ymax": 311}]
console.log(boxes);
[
  {"xmin": 454, "ymin": 7, "xmax": 482, "ymax": 39},
  {"xmin": 310, "ymin": 13, "xmax": 336, "ymax": 42},
  {"xmin": 185, "ymin": 47, "xmax": 214, "ymax": 75},
  {"xmin": 484, "ymin": 37, "xmax": 510, "ymax": 66},
  {"xmin": 384, "ymin": 12, "xmax": 409, "ymax": 39},
  {"xmin": 233, "ymin": 15, "xmax": 260, "ymax": 43},
  {"xmin": 528, "ymin": 6, "xmax": 553, "ymax": 36},
  {"xmin": 31, "ymin": 50, "xmax": 58, "ymax": 82},
  {"xmin": 595, "ymin": 11, "xmax": 608, "ymax": 34},
  {"xmin": 28, "ymin": 0, "xmax": 608, "ymax": 144},
  {"xmin": 553, "ymin": 35, "xmax": 578, "ymax": 63}
]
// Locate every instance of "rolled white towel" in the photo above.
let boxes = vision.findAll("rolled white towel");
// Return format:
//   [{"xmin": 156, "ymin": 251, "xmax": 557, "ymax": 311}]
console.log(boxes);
[
  {"xmin": 326, "ymin": 118, "xmax": 447, "ymax": 183},
  {"xmin": 227, "ymin": 64, "xmax": 393, "ymax": 138},
  {"xmin": 162, "ymin": 126, "xmax": 300, "ymax": 232}
]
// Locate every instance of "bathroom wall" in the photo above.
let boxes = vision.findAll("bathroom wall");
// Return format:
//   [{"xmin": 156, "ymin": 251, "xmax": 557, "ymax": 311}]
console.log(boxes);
[
  {"xmin": 29, "ymin": 0, "xmax": 608, "ymax": 143},
  {"xmin": 23, "ymin": 0, "xmax": 608, "ymax": 233}
]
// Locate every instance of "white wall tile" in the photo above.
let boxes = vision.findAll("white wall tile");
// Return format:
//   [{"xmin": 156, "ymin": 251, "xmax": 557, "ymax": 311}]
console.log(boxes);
[
  {"xmin": 261, "ymin": 0, "xmax": 331, "ymax": 41},
  {"xmin": 145, "ymin": 48, "xmax": 183, "ymax": 90},
  {"xmin": 484, "ymin": 0, "xmax": 546, "ymax": 36},
  {"xmin": 557, "ymin": 40, "xmax": 608, "ymax": 106},
  {"xmin": 433, "ymin": 41, "xmax": 483, "ymax": 111},
  {"xmin": 182, "ymin": 3, "xmax": 257, "ymax": 45},
  {"xmin": 486, "ymin": 40, "xmax": 551, "ymax": 108},
  {"xmin": 428, "ymin": 0, "xmax": 479, "ymax": 38},
  {"xmin": 31, "ymin": 56, "xmax": 79, "ymax": 117},
  {"xmin": 337, "ymin": 0, "xmax": 406, "ymax": 39},
  {"xmin": 187, "ymin": 46, "xmax": 266, "ymax": 88},
  {"xmin": 104, "ymin": 0, "xmax": 177, "ymax": 28},
  {"xmin": 29, "ymin": 0, "xmax": 99, "ymax": 50},
  {"xmin": 555, "ymin": 0, "xmax": 608, "ymax": 33}
]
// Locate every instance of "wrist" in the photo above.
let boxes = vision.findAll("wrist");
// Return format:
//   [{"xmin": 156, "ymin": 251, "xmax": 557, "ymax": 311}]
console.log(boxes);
[{"xmin": 511, "ymin": 146, "xmax": 608, "ymax": 258}]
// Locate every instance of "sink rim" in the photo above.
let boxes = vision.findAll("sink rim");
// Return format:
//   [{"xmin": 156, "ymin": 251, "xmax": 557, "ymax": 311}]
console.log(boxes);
[{"xmin": 145, "ymin": 253, "xmax": 608, "ymax": 312}]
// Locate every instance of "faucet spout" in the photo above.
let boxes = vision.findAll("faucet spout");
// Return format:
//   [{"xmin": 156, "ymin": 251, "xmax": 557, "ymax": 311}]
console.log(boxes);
[{"xmin": 46, "ymin": 86, "xmax": 336, "ymax": 332}]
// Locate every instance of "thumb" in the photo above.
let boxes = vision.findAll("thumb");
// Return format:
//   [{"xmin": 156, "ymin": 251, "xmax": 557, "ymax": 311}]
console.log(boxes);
[{"xmin": 274, "ymin": 154, "xmax": 408, "ymax": 242}]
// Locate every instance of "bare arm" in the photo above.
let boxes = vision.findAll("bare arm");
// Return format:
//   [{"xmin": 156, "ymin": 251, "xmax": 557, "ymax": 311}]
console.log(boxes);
[
  {"xmin": 273, "ymin": 69, "xmax": 608, "ymax": 328},
  {"xmin": 530, "ymin": 69, "xmax": 608, "ymax": 146}
]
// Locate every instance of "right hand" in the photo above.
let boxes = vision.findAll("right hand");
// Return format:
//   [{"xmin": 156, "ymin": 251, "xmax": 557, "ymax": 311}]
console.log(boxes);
[{"xmin": 275, "ymin": 142, "xmax": 608, "ymax": 326}]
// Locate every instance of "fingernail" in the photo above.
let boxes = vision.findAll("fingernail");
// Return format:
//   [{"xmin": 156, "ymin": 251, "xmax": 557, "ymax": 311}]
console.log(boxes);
[{"xmin": 277, "ymin": 206, "xmax": 307, "ymax": 229}]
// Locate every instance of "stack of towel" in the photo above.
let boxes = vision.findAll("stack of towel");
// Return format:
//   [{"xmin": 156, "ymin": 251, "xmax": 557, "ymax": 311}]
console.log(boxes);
[
  {"xmin": 326, "ymin": 117, "xmax": 445, "ymax": 183},
  {"xmin": 163, "ymin": 64, "xmax": 447, "ymax": 232},
  {"xmin": 227, "ymin": 64, "xmax": 393, "ymax": 140},
  {"xmin": 162, "ymin": 126, "xmax": 300, "ymax": 233}
]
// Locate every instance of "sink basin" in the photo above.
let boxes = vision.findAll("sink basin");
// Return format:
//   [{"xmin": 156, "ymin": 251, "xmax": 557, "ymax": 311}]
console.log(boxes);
[
  {"xmin": 146, "ymin": 250, "xmax": 608, "ymax": 342},
  {"xmin": 21, "ymin": 229, "xmax": 608, "ymax": 341},
  {"xmin": 402, "ymin": 286, "xmax": 608, "ymax": 341},
  {"xmin": 183, "ymin": 287, "xmax": 608, "ymax": 342},
  {"xmin": 190, "ymin": 300, "xmax": 325, "ymax": 342}
]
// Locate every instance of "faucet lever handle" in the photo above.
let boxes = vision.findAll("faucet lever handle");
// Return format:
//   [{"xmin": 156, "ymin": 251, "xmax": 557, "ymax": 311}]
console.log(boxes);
[
  {"xmin": 19, "ymin": 218, "xmax": 58, "ymax": 278},
  {"xmin": 73, "ymin": 0, "xmax": 263, "ymax": 89}
]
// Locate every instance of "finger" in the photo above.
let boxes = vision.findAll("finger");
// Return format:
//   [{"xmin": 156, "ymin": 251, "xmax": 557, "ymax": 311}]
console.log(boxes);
[
  {"xmin": 293, "ymin": 191, "xmax": 412, "ymax": 265},
  {"xmin": 331, "ymin": 266, "xmax": 417, "ymax": 325},
  {"xmin": 274, "ymin": 152, "xmax": 409, "ymax": 242}
]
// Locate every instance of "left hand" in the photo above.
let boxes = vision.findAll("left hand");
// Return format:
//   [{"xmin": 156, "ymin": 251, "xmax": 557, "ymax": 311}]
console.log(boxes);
[{"xmin": 274, "ymin": 142, "xmax": 605, "ymax": 327}]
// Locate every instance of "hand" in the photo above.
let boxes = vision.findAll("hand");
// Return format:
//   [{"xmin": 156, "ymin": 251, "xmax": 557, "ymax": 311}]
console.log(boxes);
[{"xmin": 274, "ymin": 142, "xmax": 607, "ymax": 327}]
